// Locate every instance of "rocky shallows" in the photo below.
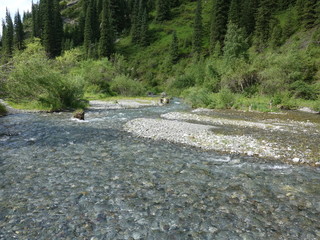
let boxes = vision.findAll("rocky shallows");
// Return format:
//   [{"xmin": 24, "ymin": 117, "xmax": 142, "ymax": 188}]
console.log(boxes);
[{"xmin": 125, "ymin": 110, "xmax": 320, "ymax": 166}]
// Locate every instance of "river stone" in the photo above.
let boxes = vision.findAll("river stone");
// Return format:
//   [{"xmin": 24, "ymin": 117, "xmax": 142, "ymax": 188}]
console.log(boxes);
[{"xmin": 73, "ymin": 110, "xmax": 85, "ymax": 120}]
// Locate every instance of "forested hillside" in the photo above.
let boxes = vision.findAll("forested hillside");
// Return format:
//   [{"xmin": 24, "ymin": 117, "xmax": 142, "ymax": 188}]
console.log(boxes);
[{"xmin": 0, "ymin": 0, "xmax": 320, "ymax": 112}]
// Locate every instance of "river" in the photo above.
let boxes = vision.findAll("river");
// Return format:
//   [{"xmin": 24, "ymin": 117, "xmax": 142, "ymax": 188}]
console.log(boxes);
[{"xmin": 0, "ymin": 100, "xmax": 319, "ymax": 239}]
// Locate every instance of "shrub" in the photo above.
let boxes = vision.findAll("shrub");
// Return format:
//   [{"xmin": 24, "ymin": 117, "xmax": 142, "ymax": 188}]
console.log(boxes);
[
  {"xmin": 0, "ymin": 103, "xmax": 7, "ymax": 116},
  {"xmin": 181, "ymin": 87, "xmax": 215, "ymax": 108},
  {"xmin": 290, "ymin": 81, "xmax": 317, "ymax": 100},
  {"xmin": 110, "ymin": 75, "xmax": 145, "ymax": 96},
  {"xmin": 216, "ymin": 88, "xmax": 236, "ymax": 109},
  {"xmin": 5, "ymin": 40, "xmax": 85, "ymax": 110}
]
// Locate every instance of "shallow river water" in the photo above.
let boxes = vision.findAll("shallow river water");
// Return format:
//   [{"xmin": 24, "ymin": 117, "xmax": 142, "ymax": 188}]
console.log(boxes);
[{"xmin": 0, "ymin": 100, "xmax": 319, "ymax": 239}]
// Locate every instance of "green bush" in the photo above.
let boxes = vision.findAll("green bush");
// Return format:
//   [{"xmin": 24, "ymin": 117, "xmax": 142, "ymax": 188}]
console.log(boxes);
[
  {"xmin": 181, "ymin": 87, "xmax": 215, "ymax": 108},
  {"xmin": 290, "ymin": 81, "xmax": 317, "ymax": 100},
  {"xmin": 110, "ymin": 75, "xmax": 145, "ymax": 96},
  {"xmin": 0, "ymin": 103, "xmax": 7, "ymax": 116},
  {"xmin": 73, "ymin": 59, "xmax": 114, "ymax": 95},
  {"xmin": 5, "ymin": 40, "xmax": 85, "ymax": 110},
  {"xmin": 216, "ymin": 88, "xmax": 236, "ymax": 109}
]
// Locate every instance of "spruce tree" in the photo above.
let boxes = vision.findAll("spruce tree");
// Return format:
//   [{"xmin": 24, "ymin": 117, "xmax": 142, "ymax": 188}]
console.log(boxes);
[
  {"xmin": 223, "ymin": 22, "xmax": 248, "ymax": 61},
  {"xmin": 99, "ymin": 0, "xmax": 115, "ymax": 58},
  {"xmin": 228, "ymin": 0, "xmax": 241, "ymax": 26},
  {"xmin": 139, "ymin": 7, "xmax": 149, "ymax": 46},
  {"xmin": 41, "ymin": 0, "xmax": 62, "ymax": 58},
  {"xmin": 193, "ymin": 0, "xmax": 203, "ymax": 55},
  {"xmin": 300, "ymin": 0, "xmax": 317, "ymax": 29},
  {"xmin": 253, "ymin": 0, "xmax": 275, "ymax": 51},
  {"xmin": 32, "ymin": 2, "xmax": 41, "ymax": 38},
  {"xmin": 156, "ymin": 0, "xmax": 171, "ymax": 22},
  {"xmin": 239, "ymin": 0, "xmax": 259, "ymax": 35},
  {"xmin": 4, "ymin": 9, "xmax": 14, "ymax": 58},
  {"xmin": 14, "ymin": 11, "xmax": 24, "ymax": 50},
  {"xmin": 210, "ymin": 0, "xmax": 230, "ymax": 52},
  {"xmin": 131, "ymin": 0, "xmax": 140, "ymax": 43},
  {"xmin": 84, "ymin": 0, "xmax": 94, "ymax": 57},
  {"xmin": 170, "ymin": 31, "xmax": 179, "ymax": 63},
  {"xmin": 270, "ymin": 22, "xmax": 283, "ymax": 48},
  {"xmin": 53, "ymin": 0, "xmax": 63, "ymax": 57}
]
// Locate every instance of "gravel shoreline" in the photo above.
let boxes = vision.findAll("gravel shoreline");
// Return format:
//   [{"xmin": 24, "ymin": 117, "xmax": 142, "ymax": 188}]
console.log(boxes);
[{"xmin": 124, "ymin": 111, "xmax": 320, "ymax": 166}]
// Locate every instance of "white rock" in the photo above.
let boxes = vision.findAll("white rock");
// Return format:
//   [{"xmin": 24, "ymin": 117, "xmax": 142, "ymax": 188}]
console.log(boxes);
[{"xmin": 292, "ymin": 158, "xmax": 300, "ymax": 163}]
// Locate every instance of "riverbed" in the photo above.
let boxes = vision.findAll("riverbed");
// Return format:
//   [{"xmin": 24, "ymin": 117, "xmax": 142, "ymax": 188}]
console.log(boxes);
[{"xmin": 0, "ymin": 99, "xmax": 319, "ymax": 239}]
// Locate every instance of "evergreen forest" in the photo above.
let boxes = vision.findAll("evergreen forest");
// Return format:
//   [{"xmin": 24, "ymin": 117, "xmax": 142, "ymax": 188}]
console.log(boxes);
[{"xmin": 0, "ymin": 0, "xmax": 320, "ymax": 112}]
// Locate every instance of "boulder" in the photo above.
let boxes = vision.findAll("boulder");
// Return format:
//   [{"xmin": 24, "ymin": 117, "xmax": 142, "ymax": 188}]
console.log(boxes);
[
  {"xmin": 160, "ymin": 98, "xmax": 170, "ymax": 105},
  {"xmin": 73, "ymin": 110, "xmax": 85, "ymax": 120}
]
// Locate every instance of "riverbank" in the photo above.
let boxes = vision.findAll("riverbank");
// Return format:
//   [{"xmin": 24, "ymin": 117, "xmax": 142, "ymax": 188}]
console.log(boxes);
[{"xmin": 125, "ymin": 108, "xmax": 320, "ymax": 166}]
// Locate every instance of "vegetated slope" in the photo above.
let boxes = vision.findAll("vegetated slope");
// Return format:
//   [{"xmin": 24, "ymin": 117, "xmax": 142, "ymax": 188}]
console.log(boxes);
[
  {"xmin": 1, "ymin": 0, "xmax": 319, "ymax": 111},
  {"xmin": 116, "ymin": 1, "xmax": 320, "ymax": 111}
]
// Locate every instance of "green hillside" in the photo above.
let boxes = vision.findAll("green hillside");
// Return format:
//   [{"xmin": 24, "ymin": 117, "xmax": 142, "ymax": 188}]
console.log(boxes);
[{"xmin": 0, "ymin": 0, "xmax": 319, "ymax": 112}]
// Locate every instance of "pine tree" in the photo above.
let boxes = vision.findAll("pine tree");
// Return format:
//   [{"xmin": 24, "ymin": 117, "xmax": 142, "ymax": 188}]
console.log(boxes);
[
  {"xmin": 131, "ymin": 0, "xmax": 148, "ymax": 45},
  {"xmin": 4, "ymin": 9, "xmax": 14, "ymax": 58},
  {"xmin": 210, "ymin": 0, "xmax": 231, "ymax": 52},
  {"xmin": 156, "ymin": 0, "xmax": 171, "ymax": 22},
  {"xmin": 223, "ymin": 22, "xmax": 248, "ymax": 61},
  {"xmin": 193, "ymin": 0, "xmax": 203, "ymax": 55},
  {"xmin": 99, "ymin": 0, "xmax": 115, "ymax": 58},
  {"xmin": 14, "ymin": 11, "xmax": 24, "ymax": 50},
  {"xmin": 170, "ymin": 31, "xmax": 179, "ymax": 63}
]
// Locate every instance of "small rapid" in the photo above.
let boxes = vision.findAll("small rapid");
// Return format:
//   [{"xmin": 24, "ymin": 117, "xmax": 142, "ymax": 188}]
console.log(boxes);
[{"xmin": 0, "ymin": 100, "xmax": 319, "ymax": 239}]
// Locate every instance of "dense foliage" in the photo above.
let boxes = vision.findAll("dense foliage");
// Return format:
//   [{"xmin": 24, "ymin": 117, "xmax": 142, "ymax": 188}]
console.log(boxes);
[{"xmin": 0, "ymin": 0, "xmax": 319, "ymax": 111}]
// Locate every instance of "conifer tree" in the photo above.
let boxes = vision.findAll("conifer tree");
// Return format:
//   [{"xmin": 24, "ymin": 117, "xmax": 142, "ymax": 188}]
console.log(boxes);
[
  {"xmin": 131, "ymin": 0, "xmax": 140, "ymax": 43},
  {"xmin": 210, "ymin": 0, "xmax": 230, "ymax": 52},
  {"xmin": 228, "ymin": 0, "xmax": 241, "ymax": 26},
  {"xmin": 299, "ymin": 0, "xmax": 317, "ymax": 29},
  {"xmin": 156, "ymin": 0, "xmax": 171, "ymax": 22},
  {"xmin": 14, "ymin": 11, "xmax": 24, "ymax": 50},
  {"xmin": 170, "ymin": 31, "xmax": 179, "ymax": 63},
  {"xmin": 31, "ymin": 2, "xmax": 41, "ymax": 38},
  {"xmin": 139, "ymin": 7, "xmax": 149, "ymax": 46},
  {"xmin": 53, "ymin": 0, "xmax": 63, "ymax": 56},
  {"xmin": 253, "ymin": 0, "xmax": 274, "ymax": 51},
  {"xmin": 193, "ymin": 0, "xmax": 203, "ymax": 55},
  {"xmin": 84, "ymin": 0, "xmax": 94, "ymax": 57},
  {"xmin": 99, "ymin": 0, "xmax": 115, "ymax": 58},
  {"xmin": 223, "ymin": 22, "xmax": 248, "ymax": 61},
  {"xmin": 270, "ymin": 22, "xmax": 283, "ymax": 48},
  {"xmin": 239, "ymin": 0, "xmax": 258, "ymax": 35},
  {"xmin": 4, "ymin": 9, "xmax": 14, "ymax": 58}
]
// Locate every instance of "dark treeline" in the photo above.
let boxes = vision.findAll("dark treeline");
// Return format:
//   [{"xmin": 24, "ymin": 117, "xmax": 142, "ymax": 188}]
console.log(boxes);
[{"xmin": 0, "ymin": 0, "xmax": 319, "ymax": 61}]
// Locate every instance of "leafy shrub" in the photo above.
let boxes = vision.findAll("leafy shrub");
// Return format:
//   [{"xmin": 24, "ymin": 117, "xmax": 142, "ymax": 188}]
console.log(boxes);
[
  {"xmin": 181, "ymin": 87, "xmax": 215, "ymax": 108},
  {"xmin": 216, "ymin": 88, "xmax": 236, "ymax": 109},
  {"xmin": 110, "ymin": 75, "xmax": 145, "ymax": 96},
  {"xmin": 73, "ymin": 59, "xmax": 115, "ymax": 95},
  {"xmin": 5, "ymin": 40, "xmax": 84, "ymax": 110},
  {"xmin": 0, "ymin": 103, "xmax": 7, "ymax": 116},
  {"xmin": 290, "ymin": 81, "xmax": 317, "ymax": 100}
]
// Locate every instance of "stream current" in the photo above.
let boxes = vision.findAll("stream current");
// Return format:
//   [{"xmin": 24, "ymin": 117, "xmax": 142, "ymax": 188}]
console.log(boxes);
[{"xmin": 0, "ymin": 100, "xmax": 319, "ymax": 239}]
